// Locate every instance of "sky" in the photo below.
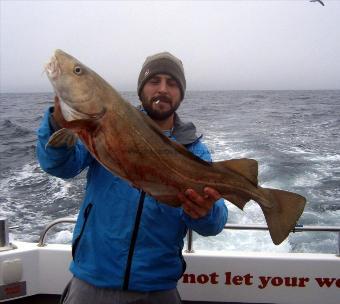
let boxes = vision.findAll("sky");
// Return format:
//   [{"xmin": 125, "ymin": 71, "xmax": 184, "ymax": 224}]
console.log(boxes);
[{"xmin": 1, "ymin": 0, "xmax": 340, "ymax": 93}]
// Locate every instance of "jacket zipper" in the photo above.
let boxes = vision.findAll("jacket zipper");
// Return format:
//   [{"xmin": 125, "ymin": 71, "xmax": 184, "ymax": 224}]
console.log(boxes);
[
  {"xmin": 72, "ymin": 203, "xmax": 93, "ymax": 260},
  {"xmin": 122, "ymin": 191, "xmax": 146, "ymax": 290}
]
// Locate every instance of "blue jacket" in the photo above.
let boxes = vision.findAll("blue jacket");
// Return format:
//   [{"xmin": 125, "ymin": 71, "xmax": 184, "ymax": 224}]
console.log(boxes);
[{"xmin": 36, "ymin": 107, "xmax": 228, "ymax": 291}]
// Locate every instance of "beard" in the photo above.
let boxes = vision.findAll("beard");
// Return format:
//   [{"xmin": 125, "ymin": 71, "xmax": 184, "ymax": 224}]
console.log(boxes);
[{"xmin": 140, "ymin": 94, "xmax": 181, "ymax": 121}]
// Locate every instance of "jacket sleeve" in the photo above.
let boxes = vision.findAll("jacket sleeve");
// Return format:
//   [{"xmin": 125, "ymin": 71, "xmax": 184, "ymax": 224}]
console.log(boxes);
[
  {"xmin": 181, "ymin": 139, "xmax": 228, "ymax": 236},
  {"xmin": 36, "ymin": 107, "xmax": 92, "ymax": 179}
]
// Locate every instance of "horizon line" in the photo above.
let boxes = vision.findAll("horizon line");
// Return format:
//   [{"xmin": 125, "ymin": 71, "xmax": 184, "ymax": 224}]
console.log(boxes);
[{"xmin": 1, "ymin": 88, "xmax": 340, "ymax": 95}]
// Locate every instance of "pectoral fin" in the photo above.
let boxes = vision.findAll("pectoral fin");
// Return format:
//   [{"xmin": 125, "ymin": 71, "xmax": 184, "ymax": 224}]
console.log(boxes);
[{"xmin": 46, "ymin": 128, "xmax": 78, "ymax": 148}]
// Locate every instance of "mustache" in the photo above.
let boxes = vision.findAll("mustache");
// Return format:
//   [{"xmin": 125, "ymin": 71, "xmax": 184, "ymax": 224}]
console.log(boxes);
[{"xmin": 151, "ymin": 95, "xmax": 172, "ymax": 104}]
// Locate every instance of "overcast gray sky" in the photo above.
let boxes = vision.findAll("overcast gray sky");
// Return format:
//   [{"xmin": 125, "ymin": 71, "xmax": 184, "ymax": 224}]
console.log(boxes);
[{"xmin": 1, "ymin": 0, "xmax": 340, "ymax": 93}]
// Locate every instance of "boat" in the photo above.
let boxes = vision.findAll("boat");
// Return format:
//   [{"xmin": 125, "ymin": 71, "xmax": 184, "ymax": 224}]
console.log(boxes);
[{"xmin": 1, "ymin": 218, "xmax": 339, "ymax": 303}]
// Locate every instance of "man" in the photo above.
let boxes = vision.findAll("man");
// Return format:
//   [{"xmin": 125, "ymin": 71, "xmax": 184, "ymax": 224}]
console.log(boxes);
[{"xmin": 37, "ymin": 52, "xmax": 228, "ymax": 304}]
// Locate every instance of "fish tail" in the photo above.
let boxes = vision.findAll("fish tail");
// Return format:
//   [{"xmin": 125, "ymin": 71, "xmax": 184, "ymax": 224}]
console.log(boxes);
[{"xmin": 259, "ymin": 187, "xmax": 306, "ymax": 245}]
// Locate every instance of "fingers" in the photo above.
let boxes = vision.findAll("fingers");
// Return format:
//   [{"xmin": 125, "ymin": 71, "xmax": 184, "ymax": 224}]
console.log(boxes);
[
  {"xmin": 185, "ymin": 189, "xmax": 206, "ymax": 205},
  {"xmin": 203, "ymin": 187, "xmax": 222, "ymax": 201},
  {"xmin": 178, "ymin": 191, "xmax": 207, "ymax": 219},
  {"xmin": 177, "ymin": 188, "xmax": 222, "ymax": 219}
]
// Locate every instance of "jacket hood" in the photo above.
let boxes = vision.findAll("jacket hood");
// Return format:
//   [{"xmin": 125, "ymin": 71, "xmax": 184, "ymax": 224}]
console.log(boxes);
[
  {"xmin": 172, "ymin": 112, "xmax": 202, "ymax": 145},
  {"xmin": 137, "ymin": 105, "xmax": 202, "ymax": 145}
]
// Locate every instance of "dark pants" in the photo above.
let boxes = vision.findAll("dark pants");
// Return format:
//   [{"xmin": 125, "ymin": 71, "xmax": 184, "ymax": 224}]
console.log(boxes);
[{"xmin": 61, "ymin": 277, "xmax": 182, "ymax": 304}]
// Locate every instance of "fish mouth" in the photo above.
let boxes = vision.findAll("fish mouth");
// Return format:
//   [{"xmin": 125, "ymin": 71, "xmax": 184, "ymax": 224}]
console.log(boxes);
[
  {"xmin": 59, "ymin": 98, "xmax": 106, "ymax": 121},
  {"xmin": 45, "ymin": 55, "xmax": 60, "ymax": 80}
]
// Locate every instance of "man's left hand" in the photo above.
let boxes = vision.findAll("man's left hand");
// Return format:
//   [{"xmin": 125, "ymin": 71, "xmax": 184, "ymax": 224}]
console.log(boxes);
[{"xmin": 177, "ymin": 187, "xmax": 222, "ymax": 219}]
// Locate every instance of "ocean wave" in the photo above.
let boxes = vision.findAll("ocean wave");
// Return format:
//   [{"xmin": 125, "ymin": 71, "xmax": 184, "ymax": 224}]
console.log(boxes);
[
  {"xmin": 0, "ymin": 119, "xmax": 34, "ymax": 138},
  {"xmin": 0, "ymin": 161, "xmax": 84, "ymax": 242},
  {"xmin": 1, "ymin": 91, "xmax": 339, "ymax": 254}
]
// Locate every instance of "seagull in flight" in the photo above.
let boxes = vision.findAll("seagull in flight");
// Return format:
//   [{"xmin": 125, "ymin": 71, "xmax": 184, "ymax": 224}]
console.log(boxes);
[{"xmin": 310, "ymin": 0, "xmax": 325, "ymax": 6}]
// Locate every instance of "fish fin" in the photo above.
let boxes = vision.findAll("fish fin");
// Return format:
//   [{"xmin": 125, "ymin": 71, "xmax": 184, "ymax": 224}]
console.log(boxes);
[
  {"xmin": 223, "ymin": 193, "xmax": 250, "ymax": 210},
  {"xmin": 46, "ymin": 128, "xmax": 78, "ymax": 148},
  {"xmin": 213, "ymin": 159, "xmax": 258, "ymax": 185},
  {"xmin": 260, "ymin": 188, "xmax": 306, "ymax": 245},
  {"xmin": 53, "ymin": 95, "xmax": 102, "ymax": 132},
  {"xmin": 138, "ymin": 110, "xmax": 212, "ymax": 168}
]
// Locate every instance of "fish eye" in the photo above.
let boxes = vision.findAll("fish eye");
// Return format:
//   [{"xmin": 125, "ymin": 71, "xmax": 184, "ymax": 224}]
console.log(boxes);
[{"xmin": 73, "ymin": 66, "xmax": 83, "ymax": 75}]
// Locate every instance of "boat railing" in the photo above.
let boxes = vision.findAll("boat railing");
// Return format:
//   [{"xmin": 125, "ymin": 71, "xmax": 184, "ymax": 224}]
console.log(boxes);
[
  {"xmin": 186, "ymin": 224, "xmax": 340, "ymax": 256},
  {"xmin": 37, "ymin": 217, "xmax": 77, "ymax": 247},
  {"xmin": 32, "ymin": 218, "xmax": 340, "ymax": 256}
]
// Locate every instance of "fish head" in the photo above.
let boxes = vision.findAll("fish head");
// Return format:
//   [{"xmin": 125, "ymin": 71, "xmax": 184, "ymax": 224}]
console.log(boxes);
[{"xmin": 45, "ymin": 49, "xmax": 108, "ymax": 121}]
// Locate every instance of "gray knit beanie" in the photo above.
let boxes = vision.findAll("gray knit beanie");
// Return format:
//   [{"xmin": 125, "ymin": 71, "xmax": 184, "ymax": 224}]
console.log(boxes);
[{"xmin": 137, "ymin": 52, "xmax": 186, "ymax": 100}]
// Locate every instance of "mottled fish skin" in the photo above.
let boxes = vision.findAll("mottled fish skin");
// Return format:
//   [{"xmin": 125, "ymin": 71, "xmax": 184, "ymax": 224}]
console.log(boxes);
[{"xmin": 45, "ymin": 49, "xmax": 306, "ymax": 245}]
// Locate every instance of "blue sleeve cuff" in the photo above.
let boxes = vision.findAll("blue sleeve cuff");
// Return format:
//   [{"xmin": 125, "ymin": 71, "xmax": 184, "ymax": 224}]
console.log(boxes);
[{"xmin": 182, "ymin": 198, "xmax": 228, "ymax": 236}]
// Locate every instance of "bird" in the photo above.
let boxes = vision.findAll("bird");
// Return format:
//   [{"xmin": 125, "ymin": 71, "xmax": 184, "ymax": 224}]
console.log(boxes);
[{"xmin": 310, "ymin": 0, "xmax": 325, "ymax": 6}]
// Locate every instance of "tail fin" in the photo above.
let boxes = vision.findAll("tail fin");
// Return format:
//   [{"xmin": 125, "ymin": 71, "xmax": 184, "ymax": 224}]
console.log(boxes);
[{"xmin": 260, "ymin": 188, "xmax": 306, "ymax": 245}]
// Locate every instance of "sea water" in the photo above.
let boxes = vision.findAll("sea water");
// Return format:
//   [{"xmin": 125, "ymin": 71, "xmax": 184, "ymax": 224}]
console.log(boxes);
[{"xmin": 0, "ymin": 90, "xmax": 339, "ymax": 253}]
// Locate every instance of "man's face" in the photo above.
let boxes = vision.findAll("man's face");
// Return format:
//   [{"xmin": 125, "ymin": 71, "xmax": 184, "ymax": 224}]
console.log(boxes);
[{"xmin": 140, "ymin": 74, "xmax": 182, "ymax": 121}]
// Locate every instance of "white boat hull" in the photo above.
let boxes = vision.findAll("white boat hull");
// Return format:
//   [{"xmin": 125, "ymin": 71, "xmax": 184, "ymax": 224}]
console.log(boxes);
[{"xmin": 0, "ymin": 242, "xmax": 339, "ymax": 303}]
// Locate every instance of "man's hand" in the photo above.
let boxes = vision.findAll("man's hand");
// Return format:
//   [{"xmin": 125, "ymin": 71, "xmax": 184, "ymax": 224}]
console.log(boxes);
[{"xmin": 177, "ymin": 187, "xmax": 222, "ymax": 219}]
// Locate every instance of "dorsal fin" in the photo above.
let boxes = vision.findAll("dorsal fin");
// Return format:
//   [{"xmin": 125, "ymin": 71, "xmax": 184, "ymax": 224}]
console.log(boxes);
[{"xmin": 213, "ymin": 158, "xmax": 258, "ymax": 185}]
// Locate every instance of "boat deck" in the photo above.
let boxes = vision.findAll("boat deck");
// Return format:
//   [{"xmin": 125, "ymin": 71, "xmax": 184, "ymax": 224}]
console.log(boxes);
[{"xmin": 3, "ymin": 294, "xmax": 273, "ymax": 304}]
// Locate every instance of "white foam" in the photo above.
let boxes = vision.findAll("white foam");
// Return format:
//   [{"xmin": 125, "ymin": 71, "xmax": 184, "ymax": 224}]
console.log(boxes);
[
  {"xmin": 49, "ymin": 230, "xmax": 73, "ymax": 244},
  {"xmin": 194, "ymin": 228, "xmax": 291, "ymax": 253},
  {"xmin": 306, "ymin": 153, "xmax": 340, "ymax": 162},
  {"xmin": 204, "ymin": 136, "xmax": 252, "ymax": 161},
  {"xmin": 0, "ymin": 161, "xmax": 82, "ymax": 243},
  {"xmin": 288, "ymin": 146, "xmax": 314, "ymax": 155},
  {"xmin": 293, "ymin": 172, "xmax": 323, "ymax": 188},
  {"xmin": 192, "ymin": 199, "xmax": 294, "ymax": 253}
]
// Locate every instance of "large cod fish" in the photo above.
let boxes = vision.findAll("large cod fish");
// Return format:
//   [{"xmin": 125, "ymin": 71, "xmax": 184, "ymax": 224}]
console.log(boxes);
[{"xmin": 45, "ymin": 49, "xmax": 306, "ymax": 245}]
